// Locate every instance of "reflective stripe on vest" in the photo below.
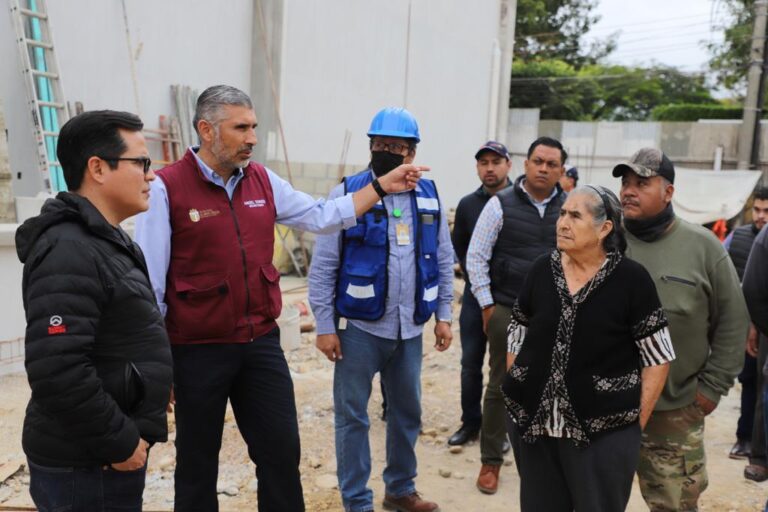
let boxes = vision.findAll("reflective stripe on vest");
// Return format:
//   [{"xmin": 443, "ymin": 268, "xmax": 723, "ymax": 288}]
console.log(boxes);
[{"xmin": 335, "ymin": 169, "xmax": 441, "ymax": 324}]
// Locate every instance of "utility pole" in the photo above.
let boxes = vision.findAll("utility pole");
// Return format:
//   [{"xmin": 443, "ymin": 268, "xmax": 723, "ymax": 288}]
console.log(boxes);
[{"xmin": 738, "ymin": 0, "xmax": 768, "ymax": 172}]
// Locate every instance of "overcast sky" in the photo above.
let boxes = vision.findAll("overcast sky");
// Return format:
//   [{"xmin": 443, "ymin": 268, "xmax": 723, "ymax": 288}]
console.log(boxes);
[{"xmin": 588, "ymin": 0, "xmax": 727, "ymax": 72}]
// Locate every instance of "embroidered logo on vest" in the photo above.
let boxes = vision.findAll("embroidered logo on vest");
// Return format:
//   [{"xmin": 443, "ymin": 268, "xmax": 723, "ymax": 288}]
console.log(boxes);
[
  {"xmin": 244, "ymin": 199, "xmax": 267, "ymax": 208},
  {"xmin": 188, "ymin": 208, "xmax": 221, "ymax": 222}
]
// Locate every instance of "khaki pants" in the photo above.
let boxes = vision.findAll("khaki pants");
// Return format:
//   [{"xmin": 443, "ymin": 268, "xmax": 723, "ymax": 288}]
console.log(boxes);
[
  {"xmin": 637, "ymin": 403, "xmax": 708, "ymax": 512},
  {"xmin": 480, "ymin": 304, "xmax": 512, "ymax": 466}
]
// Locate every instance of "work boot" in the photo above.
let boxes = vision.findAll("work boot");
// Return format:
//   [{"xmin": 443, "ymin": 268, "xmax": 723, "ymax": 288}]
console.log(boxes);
[
  {"xmin": 476, "ymin": 464, "xmax": 500, "ymax": 494},
  {"xmin": 729, "ymin": 439, "xmax": 751, "ymax": 459},
  {"xmin": 383, "ymin": 491, "xmax": 440, "ymax": 512},
  {"xmin": 745, "ymin": 463, "xmax": 768, "ymax": 482},
  {"xmin": 448, "ymin": 424, "xmax": 479, "ymax": 446}
]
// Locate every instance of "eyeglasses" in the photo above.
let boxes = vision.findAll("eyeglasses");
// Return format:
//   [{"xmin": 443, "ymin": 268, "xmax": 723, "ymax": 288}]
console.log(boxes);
[
  {"xmin": 98, "ymin": 156, "xmax": 152, "ymax": 174},
  {"xmin": 370, "ymin": 140, "xmax": 411, "ymax": 154}
]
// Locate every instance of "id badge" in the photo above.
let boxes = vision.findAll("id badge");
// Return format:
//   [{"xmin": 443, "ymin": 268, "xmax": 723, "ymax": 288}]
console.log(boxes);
[{"xmin": 396, "ymin": 223, "xmax": 411, "ymax": 246}]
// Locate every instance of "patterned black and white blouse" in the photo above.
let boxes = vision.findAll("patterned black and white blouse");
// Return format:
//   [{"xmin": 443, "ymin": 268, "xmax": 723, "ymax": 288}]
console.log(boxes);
[{"xmin": 502, "ymin": 250, "xmax": 675, "ymax": 445}]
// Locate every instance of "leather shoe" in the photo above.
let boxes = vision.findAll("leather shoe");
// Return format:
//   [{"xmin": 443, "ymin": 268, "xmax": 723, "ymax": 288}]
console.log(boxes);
[
  {"xmin": 502, "ymin": 438, "xmax": 511, "ymax": 454},
  {"xmin": 476, "ymin": 464, "xmax": 500, "ymax": 494},
  {"xmin": 745, "ymin": 464, "xmax": 768, "ymax": 482},
  {"xmin": 729, "ymin": 439, "xmax": 751, "ymax": 459},
  {"xmin": 383, "ymin": 491, "xmax": 439, "ymax": 511},
  {"xmin": 448, "ymin": 424, "xmax": 479, "ymax": 446}
]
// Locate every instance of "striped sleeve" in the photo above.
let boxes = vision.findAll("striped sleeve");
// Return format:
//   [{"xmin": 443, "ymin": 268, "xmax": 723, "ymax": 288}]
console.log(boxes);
[
  {"xmin": 507, "ymin": 301, "xmax": 529, "ymax": 354},
  {"xmin": 636, "ymin": 326, "xmax": 676, "ymax": 367}
]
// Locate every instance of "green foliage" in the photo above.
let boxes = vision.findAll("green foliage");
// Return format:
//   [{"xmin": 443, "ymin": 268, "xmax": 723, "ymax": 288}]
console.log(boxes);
[
  {"xmin": 651, "ymin": 104, "xmax": 744, "ymax": 121},
  {"xmin": 510, "ymin": 61, "xmax": 716, "ymax": 120},
  {"xmin": 515, "ymin": 0, "xmax": 616, "ymax": 68},
  {"xmin": 708, "ymin": 0, "xmax": 753, "ymax": 93}
]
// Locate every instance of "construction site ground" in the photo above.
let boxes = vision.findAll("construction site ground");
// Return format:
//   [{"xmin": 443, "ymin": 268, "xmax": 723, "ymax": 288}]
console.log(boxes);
[{"xmin": 0, "ymin": 277, "xmax": 766, "ymax": 511}]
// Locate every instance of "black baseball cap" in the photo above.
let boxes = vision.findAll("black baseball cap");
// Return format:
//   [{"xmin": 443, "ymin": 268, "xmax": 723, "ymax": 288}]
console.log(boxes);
[
  {"xmin": 612, "ymin": 148, "xmax": 675, "ymax": 184},
  {"xmin": 565, "ymin": 166, "xmax": 579, "ymax": 180},
  {"xmin": 475, "ymin": 141, "xmax": 509, "ymax": 160}
]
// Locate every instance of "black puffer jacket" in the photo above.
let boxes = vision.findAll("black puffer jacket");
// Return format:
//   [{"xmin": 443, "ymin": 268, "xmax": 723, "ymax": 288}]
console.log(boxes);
[{"xmin": 16, "ymin": 192, "xmax": 172, "ymax": 467}]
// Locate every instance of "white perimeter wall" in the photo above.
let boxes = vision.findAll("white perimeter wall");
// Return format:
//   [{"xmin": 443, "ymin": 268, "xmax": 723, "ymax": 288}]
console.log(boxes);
[
  {"xmin": 276, "ymin": 0, "xmax": 499, "ymax": 208},
  {"xmin": 0, "ymin": 0, "xmax": 253, "ymax": 196},
  {"xmin": 2, "ymin": 0, "xmax": 499, "ymax": 207}
]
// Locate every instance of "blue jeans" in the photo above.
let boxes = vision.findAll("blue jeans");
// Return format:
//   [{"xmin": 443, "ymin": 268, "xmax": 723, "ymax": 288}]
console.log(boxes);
[
  {"xmin": 459, "ymin": 283, "xmax": 487, "ymax": 429},
  {"xmin": 334, "ymin": 322, "xmax": 423, "ymax": 512},
  {"xmin": 28, "ymin": 460, "xmax": 146, "ymax": 512}
]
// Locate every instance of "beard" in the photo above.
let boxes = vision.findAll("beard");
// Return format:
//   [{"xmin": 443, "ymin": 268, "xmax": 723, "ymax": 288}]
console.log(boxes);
[
  {"xmin": 211, "ymin": 131, "xmax": 252, "ymax": 170},
  {"xmin": 483, "ymin": 175, "xmax": 503, "ymax": 188}
]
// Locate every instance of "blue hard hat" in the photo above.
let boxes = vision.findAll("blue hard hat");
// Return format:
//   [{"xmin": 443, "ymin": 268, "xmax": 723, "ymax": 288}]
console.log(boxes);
[{"xmin": 367, "ymin": 107, "xmax": 420, "ymax": 142}]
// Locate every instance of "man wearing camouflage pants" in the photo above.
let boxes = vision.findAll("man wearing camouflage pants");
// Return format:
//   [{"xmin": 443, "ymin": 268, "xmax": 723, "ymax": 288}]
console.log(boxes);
[{"xmin": 614, "ymin": 148, "xmax": 748, "ymax": 511}]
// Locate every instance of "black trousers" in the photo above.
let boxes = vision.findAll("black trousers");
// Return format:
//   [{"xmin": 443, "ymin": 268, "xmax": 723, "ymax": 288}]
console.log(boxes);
[
  {"xmin": 459, "ymin": 283, "xmax": 487, "ymax": 430},
  {"xmin": 518, "ymin": 424, "xmax": 641, "ymax": 512},
  {"xmin": 172, "ymin": 328, "xmax": 304, "ymax": 512},
  {"xmin": 737, "ymin": 352, "xmax": 757, "ymax": 440},
  {"xmin": 751, "ymin": 334, "xmax": 768, "ymax": 467}
]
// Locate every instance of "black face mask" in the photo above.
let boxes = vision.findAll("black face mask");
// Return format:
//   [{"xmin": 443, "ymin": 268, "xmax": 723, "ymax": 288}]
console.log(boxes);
[{"xmin": 370, "ymin": 151, "xmax": 405, "ymax": 178}]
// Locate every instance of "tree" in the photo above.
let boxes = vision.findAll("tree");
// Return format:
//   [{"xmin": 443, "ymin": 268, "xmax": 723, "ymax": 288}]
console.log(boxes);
[
  {"xmin": 509, "ymin": 60, "xmax": 600, "ymax": 119},
  {"xmin": 509, "ymin": 61, "xmax": 715, "ymax": 120},
  {"xmin": 708, "ymin": 0, "xmax": 753, "ymax": 93},
  {"xmin": 515, "ymin": 0, "xmax": 617, "ymax": 68}
]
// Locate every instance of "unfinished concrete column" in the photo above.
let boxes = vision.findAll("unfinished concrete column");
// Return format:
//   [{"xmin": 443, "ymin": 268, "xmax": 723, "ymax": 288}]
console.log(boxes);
[
  {"xmin": 250, "ymin": 0, "xmax": 285, "ymax": 168},
  {"xmin": 0, "ymin": 100, "xmax": 16, "ymax": 223}
]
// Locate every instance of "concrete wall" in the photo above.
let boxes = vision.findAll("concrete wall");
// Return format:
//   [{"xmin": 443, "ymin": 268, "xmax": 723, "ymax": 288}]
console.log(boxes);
[
  {"xmin": 2, "ymin": 0, "xmax": 501, "ymax": 209},
  {"xmin": 1, "ymin": 0, "xmax": 253, "ymax": 196},
  {"xmin": 267, "ymin": 0, "xmax": 500, "ymax": 206},
  {"xmin": 0, "ymin": 100, "xmax": 15, "ymax": 222},
  {"xmin": 520, "ymin": 113, "xmax": 757, "ymax": 174},
  {"xmin": 0, "ymin": 224, "xmax": 25, "ymax": 375}
]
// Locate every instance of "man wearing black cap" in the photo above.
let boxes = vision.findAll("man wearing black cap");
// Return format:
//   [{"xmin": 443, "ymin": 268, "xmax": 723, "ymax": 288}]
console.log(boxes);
[
  {"xmin": 559, "ymin": 166, "xmax": 578, "ymax": 192},
  {"xmin": 613, "ymin": 148, "xmax": 748, "ymax": 511},
  {"xmin": 466, "ymin": 136, "xmax": 567, "ymax": 494},
  {"xmin": 448, "ymin": 141, "xmax": 512, "ymax": 447}
]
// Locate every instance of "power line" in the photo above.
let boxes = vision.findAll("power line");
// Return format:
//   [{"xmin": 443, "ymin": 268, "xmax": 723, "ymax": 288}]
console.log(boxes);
[
  {"xmin": 519, "ymin": 20, "xmax": 712, "ymax": 41},
  {"xmin": 517, "ymin": 13, "xmax": 717, "ymax": 40},
  {"xmin": 587, "ymin": 12, "xmax": 719, "ymax": 32}
]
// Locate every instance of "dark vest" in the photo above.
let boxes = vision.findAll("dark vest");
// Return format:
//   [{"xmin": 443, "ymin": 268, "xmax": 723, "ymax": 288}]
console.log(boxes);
[
  {"xmin": 728, "ymin": 224, "xmax": 759, "ymax": 281},
  {"xmin": 489, "ymin": 176, "xmax": 565, "ymax": 306},
  {"xmin": 335, "ymin": 170, "xmax": 441, "ymax": 324},
  {"xmin": 157, "ymin": 150, "xmax": 279, "ymax": 344}
]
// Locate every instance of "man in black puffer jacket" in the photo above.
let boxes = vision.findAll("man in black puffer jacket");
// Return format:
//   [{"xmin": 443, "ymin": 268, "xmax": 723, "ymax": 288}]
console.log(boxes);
[{"xmin": 16, "ymin": 110, "xmax": 172, "ymax": 512}]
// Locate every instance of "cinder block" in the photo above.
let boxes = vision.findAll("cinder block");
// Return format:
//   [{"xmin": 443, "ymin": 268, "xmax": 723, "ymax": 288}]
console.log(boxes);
[
  {"xmin": 302, "ymin": 163, "xmax": 327, "ymax": 179},
  {"xmin": 293, "ymin": 177, "xmax": 315, "ymax": 193}
]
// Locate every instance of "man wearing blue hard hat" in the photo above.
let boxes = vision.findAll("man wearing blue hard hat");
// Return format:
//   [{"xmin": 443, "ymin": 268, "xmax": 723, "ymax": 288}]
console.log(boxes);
[{"xmin": 309, "ymin": 107, "xmax": 454, "ymax": 512}]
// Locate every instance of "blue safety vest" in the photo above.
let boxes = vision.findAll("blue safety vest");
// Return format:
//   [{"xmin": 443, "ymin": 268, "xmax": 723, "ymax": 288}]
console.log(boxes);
[{"xmin": 335, "ymin": 169, "xmax": 441, "ymax": 324}]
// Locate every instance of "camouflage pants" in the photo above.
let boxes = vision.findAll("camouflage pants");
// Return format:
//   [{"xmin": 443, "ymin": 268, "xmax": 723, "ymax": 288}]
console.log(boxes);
[{"xmin": 637, "ymin": 403, "xmax": 708, "ymax": 512}]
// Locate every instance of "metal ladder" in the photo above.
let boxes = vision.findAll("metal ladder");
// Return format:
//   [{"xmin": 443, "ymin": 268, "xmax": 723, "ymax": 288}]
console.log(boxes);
[{"xmin": 9, "ymin": 0, "xmax": 69, "ymax": 192}]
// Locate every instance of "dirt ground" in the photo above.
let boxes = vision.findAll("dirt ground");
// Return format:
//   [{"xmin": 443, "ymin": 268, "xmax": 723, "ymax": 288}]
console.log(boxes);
[{"xmin": 1, "ymin": 281, "xmax": 767, "ymax": 511}]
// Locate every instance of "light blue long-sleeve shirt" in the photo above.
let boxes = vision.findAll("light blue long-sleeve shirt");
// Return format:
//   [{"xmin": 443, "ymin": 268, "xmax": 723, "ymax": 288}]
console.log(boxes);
[
  {"xmin": 308, "ymin": 172, "xmax": 454, "ymax": 340},
  {"xmin": 134, "ymin": 147, "xmax": 357, "ymax": 315}
]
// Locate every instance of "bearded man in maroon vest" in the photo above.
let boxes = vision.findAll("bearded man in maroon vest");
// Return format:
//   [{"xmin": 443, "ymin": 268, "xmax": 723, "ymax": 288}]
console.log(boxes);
[{"xmin": 135, "ymin": 85, "xmax": 427, "ymax": 512}]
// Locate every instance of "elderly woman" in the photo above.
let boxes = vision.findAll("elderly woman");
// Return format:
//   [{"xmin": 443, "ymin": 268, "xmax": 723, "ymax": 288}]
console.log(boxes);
[{"xmin": 501, "ymin": 186, "xmax": 675, "ymax": 512}]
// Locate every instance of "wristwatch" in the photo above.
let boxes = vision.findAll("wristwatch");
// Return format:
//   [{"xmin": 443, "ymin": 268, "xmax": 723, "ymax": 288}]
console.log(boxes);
[{"xmin": 371, "ymin": 178, "xmax": 388, "ymax": 199}]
